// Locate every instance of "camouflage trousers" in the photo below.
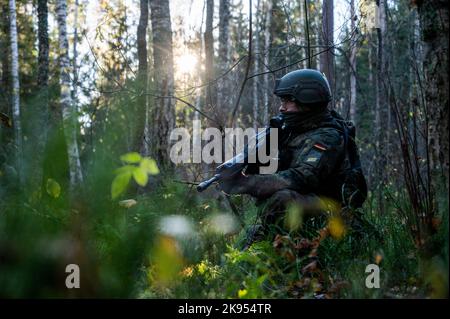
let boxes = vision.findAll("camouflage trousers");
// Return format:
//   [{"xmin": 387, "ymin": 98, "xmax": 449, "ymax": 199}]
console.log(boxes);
[{"xmin": 243, "ymin": 189, "xmax": 327, "ymax": 249}]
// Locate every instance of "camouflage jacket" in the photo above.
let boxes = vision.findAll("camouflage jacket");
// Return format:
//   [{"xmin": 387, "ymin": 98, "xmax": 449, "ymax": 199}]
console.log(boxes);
[{"xmin": 243, "ymin": 110, "xmax": 348, "ymax": 201}]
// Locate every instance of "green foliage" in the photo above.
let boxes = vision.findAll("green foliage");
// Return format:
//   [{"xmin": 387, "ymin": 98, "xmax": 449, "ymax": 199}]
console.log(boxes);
[
  {"xmin": 137, "ymin": 189, "xmax": 448, "ymax": 299},
  {"xmin": 111, "ymin": 153, "xmax": 159, "ymax": 199},
  {"xmin": 46, "ymin": 178, "xmax": 61, "ymax": 198}
]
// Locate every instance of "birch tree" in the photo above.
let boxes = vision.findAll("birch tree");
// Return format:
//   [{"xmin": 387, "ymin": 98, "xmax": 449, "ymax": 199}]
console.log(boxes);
[
  {"xmin": 1, "ymin": 1, "xmax": 9, "ymax": 98},
  {"xmin": 56, "ymin": 0, "xmax": 83, "ymax": 188},
  {"xmin": 8, "ymin": 0, "xmax": 22, "ymax": 183}
]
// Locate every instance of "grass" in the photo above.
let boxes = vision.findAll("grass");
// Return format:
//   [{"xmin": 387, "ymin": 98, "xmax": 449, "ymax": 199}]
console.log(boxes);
[
  {"xmin": 136, "ymin": 186, "xmax": 448, "ymax": 299},
  {"xmin": 0, "ymin": 169, "xmax": 447, "ymax": 298}
]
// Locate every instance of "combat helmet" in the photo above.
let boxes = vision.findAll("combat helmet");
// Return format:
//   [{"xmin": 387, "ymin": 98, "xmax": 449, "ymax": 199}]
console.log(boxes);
[{"xmin": 274, "ymin": 69, "xmax": 332, "ymax": 107}]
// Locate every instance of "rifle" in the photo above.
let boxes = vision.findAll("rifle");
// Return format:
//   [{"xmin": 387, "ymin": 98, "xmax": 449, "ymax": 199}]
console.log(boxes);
[{"xmin": 196, "ymin": 115, "xmax": 284, "ymax": 192}]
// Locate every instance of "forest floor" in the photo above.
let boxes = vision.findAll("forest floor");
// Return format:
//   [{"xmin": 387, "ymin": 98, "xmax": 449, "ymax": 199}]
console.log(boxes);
[
  {"xmin": 0, "ymin": 179, "xmax": 447, "ymax": 298},
  {"xmin": 134, "ymin": 183, "xmax": 448, "ymax": 299}
]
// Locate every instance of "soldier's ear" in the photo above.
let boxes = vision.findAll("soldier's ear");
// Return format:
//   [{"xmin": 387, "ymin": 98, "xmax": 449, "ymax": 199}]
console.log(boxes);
[{"xmin": 297, "ymin": 103, "xmax": 310, "ymax": 112}]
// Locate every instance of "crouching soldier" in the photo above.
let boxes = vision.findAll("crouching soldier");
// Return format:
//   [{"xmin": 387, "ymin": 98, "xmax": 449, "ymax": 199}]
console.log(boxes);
[{"xmin": 219, "ymin": 69, "xmax": 368, "ymax": 249}]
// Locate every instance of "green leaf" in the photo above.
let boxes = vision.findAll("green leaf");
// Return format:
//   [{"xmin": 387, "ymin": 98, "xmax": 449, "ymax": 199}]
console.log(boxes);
[
  {"xmin": 46, "ymin": 178, "xmax": 61, "ymax": 198},
  {"xmin": 120, "ymin": 152, "xmax": 141, "ymax": 163},
  {"xmin": 111, "ymin": 171, "xmax": 132, "ymax": 199},
  {"xmin": 132, "ymin": 167, "xmax": 148, "ymax": 186},
  {"xmin": 114, "ymin": 165, "xmax": 135, "ymax": 175},
  {"xmin": 140, "ymin": 157, "xmax": 159, "ymax": 175}
]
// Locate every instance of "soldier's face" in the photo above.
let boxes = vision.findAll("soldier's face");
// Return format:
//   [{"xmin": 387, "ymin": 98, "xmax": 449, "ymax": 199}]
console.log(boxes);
[{"xmin": 278, "ymin": 97, "xmax": 300, "ymax": 113}]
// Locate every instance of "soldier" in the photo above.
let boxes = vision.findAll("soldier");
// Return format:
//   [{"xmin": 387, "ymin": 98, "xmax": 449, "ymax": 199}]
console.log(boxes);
[{"xmin": 218, "ymin": 69, "xmax": 367, "ymax": 249}]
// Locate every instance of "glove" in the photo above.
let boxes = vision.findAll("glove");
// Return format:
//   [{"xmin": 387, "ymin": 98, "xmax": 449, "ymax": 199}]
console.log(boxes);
[
  {"xmin": 218, "ymin": 172, "xmax": 253, "ymax": 195},
  {"xmin": 219, "ymin": 173, "xmax": 292, "ymax": 199}
]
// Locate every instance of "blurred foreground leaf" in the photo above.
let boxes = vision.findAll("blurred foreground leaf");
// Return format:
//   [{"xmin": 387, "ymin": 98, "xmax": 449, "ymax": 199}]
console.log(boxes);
[
  {"xmin": 46, "ymin": 178, "xmax": 61, "ymax": 198},
  {"xmin": 133, "ymin": 167, "xmax": 148, "ymax": 186},
  {"xmin": 150, "ymin": 235, "xmax": 184, "ymax": 286},
  {"xmin": 140, "ymin": 158, "xmax": 159, "ymax": 175},
  {"xmin": 327, "ymin": 216, "xmax": 346, "ymax": 240},
  {"xmin": 120, "ymin": 152, "xmax": 141, "ymax": 163},
  {"xmin": 111, "ymin": 172, "xmax": 132, "ymax": 199}
]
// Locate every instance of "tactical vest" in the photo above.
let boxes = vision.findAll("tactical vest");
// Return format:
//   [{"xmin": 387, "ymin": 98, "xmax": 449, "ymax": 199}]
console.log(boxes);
[{"xmin": 277, "ymin": 111, "xmax": 368, "ymax": 209}]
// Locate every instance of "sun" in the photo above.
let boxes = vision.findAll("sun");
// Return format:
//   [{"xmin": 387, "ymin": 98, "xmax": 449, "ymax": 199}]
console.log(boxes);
[{"xmin": 175, "ymin": 53, "xmax": 198, "ymax": 76}]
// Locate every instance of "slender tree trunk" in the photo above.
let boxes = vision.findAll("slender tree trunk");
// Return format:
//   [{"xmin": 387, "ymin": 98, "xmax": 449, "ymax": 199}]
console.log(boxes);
[
  {"xmin": 252, "ymin": 0, "xmax": 261, "ymax": 131},
  {"xmin": 314, "ymin": 3, "xmax": 321, "ymax": 69},
  {"xmin": 374, "ymin": 0, "xmax": 387, "ymax": 213},
  {"xmin": 204, "ymin": 0, "xmax": 215, "ymax": 123},
  {"xmin": 34, "ymin": 0, "xmax": 50, "ymax": 189},
  {"xmin": 349, "ymin": 0, "xmax": 357, "ymax": 123},
  {"xmin": 410, "ymin": 7, "xmax": 423, "ymax": 162},
  {"xmin": 9, "ymin": 0, "xmax": 23, "ymax": 184},
  {"xmin": 138, "ymin": 0, "xmax": 149, "ymax": 155},
  {"xmin": 1, "ymin": 1, "xmax": 10, "ymax": 135},
  {"xmin": 217, "ymin": 0, "xmax": 230, "ymax": 119},
  {"xmin": 38, "ymin": 0, "xmax": 49, "ymax": 90},
  {"xmin": 298, "ymin": 1, "xmax": 305, "ymax": 68},
  {"xmin": 56, "ymin": 0, "xmax": 83, "ymax": 188},
  {"xmin": 72, "ymin": 0, "xmax": 79, "ymax": 108},
  {"xmin": 263, "ymin": 0, "xmax": 272, "ymax": 126},
  {"xmin": 149, "ymin": 0, "xmax": 175, "ymax": 166},
  {"xmin": 194, "ymin": 28, "xmax": 205, "ymax": 123},
  {"xmin": 320, "ymin": 0, "xmax": 334, "ymax": 108}
]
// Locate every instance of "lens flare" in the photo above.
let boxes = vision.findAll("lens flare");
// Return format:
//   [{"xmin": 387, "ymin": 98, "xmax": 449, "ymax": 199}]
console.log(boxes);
[{"xmin": 175, "ymin": 53, "xmax": 198, "ymax": 76}]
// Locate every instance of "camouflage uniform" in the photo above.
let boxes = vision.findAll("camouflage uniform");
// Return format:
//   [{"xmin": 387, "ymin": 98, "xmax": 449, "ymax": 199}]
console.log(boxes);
[{"xmin": 220, "ymin": 110, "xmax": 350, "ymax": 245}]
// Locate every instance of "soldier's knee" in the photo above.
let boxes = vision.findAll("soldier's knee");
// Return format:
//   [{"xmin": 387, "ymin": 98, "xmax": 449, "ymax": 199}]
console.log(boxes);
[
  {"xmin": 268, "ymin": 190, "xmax": 324, "ymax": 217},
  {"xmin": 260, "ymin": 189, "xmax": 302, "ymax": 223},
  {"xmin": 269, "ymin": 189, "xmax": 300, "ymax": 204}
]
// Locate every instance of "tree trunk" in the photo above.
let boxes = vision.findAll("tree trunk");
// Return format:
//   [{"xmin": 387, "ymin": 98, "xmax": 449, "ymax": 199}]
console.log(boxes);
[
  {"xmin": 417, "ymin": 0, "xmax": 449, "ymax": 189},
  {"xmin": 262, "ymin": 0, "xmax": 272, "ymax": 126},
  {"xmin": 204, "ymin": 0, "xmax": 215, "ymax": 123},
  {"xmin": 313, "ymin": 3, "xmax": 321, "ymax": 69},
  {"xmin": 349, "ymin": 0, "xmax": 357, "ymax": 123},
  {"xmin": 34, "ymin": 0, "xmax": 50, "ymax": 189},
  {"xmin": 8, "ymin": 0, "xmax": 23, "ymax": 184},
  {"xmin": 252, "ymin": 0, "xmax": 261, "ymax": 131},
  {"xmin": 320, "ymin": 0, "xmax": 334, "ymax": 108},
  {"xmin": 374, "ymin": 0, "xmax": 387, "ymax": 212},
  {"xmin": 194, "ymin": 28, "xmax": 204, "ymax": 123},
  {"xmin": 149, "ymin": 0, "xmax": 175, "ymax": 166},
  {"xmin": 138, "ymin": 0, "xmax": 149, "ymax": 155},
  {"xmin": 217, "ymin": 0, "xmax": 230, "ymax": 119},
  {"xmin": 1, "ymin": 1, "xmax": 10, "ymax": 139},
  {"xmin": 38, "ymin": 0, "xmax": 49, "ymax": 89},
  {"xmin": 56, "ymin": 0, "xmax": 83, "ymax": 188},
  {"xmin": 72, "ymin": 0, "xmax": 79, "ymax": 107}
]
